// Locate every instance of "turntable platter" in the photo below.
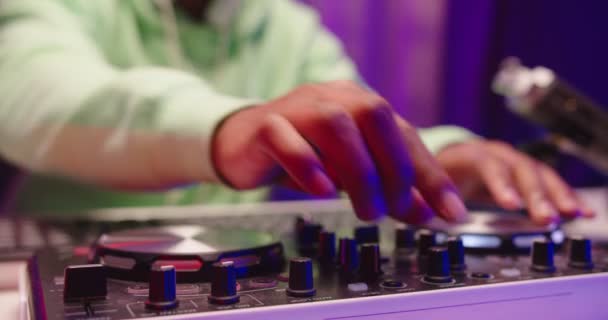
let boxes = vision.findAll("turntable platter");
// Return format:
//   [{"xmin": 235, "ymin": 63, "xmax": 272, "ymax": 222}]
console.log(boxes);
[
  {"xmin": 96, "ymin": 225, "xmax": 276, "ymax": 255},
  {"xmin": 92, "ymin": 226, "xmax": 285, "ymax": 282}
]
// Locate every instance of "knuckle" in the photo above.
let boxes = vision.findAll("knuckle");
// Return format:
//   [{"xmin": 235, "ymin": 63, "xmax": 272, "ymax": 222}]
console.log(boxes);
[
  {"xmin": 360, "ymin": 95, "xmax": 392, "ymax": 115},
  {"xmin": 256, "ymin": 114, "xmax": 280, "ymax": 141},
  {"xmin": 315, "ymin": 103, "xmax": 355, "ymax": 130},
  {"xmin": 419, "ymin": 173, "xmax": 451, "ymax": 192}
]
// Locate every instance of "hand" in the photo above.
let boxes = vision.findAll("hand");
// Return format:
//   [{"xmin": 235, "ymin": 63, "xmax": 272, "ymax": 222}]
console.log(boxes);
[
  {"xmin": 212, "ymin": 81, "xmax": 467, "ymax": 224},
  {"xmin": 436, "ymin": 139, "xmax": 595, "ymax": 224}
]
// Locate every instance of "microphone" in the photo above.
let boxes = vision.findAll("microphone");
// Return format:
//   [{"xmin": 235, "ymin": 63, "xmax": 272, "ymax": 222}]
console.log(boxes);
[{"xmin": 493, "ymin": 57, "xmax": 608, "ymax": 174}]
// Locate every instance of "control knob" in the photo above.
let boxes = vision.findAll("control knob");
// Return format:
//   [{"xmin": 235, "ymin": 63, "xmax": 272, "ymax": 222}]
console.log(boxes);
[
  {"xmin": 568, "ymin": 237, "xmax": 594, "ymax": 269},
  {"xmin": 286, "ymin": 257, "xmax": 316, "ymax": 297},
  {"xmin": 447, "ymin": 236, "xmax": 466, "ymax": 272},
  {"xmin": 146, "ymin": 265, "xmax": 179, "ymax": 310},
  {"xmin": 530, "ymin": 239, "xmax": 556, "ymax": 273},
  {"xmin": 417, "ymin": 230, "xmax": 437, "ymax": 257},
  {"xmin": 208, "ymin": 261, "xmax": 240, "ymax": 305},
  {"xmin": 318, "ymin": 231, "xmax": 336, "ymax": 266},
  {"xmin": 423, "ymin": 247, "xmax": 453, "ymax": 284},
  {"xmin": 354, "ymin": 225, "xmax": 379, "ymax": 244},
  {"xmin": 63, "ymin": 264, "xmax": 107, "ymax": 302},
  {"xmin": 395, "ymin": 227, "xmax": 416, "ymax": 252},
  {"xmin": 359, "ymin": 243, "xmax": 381, "ymax": 280}
]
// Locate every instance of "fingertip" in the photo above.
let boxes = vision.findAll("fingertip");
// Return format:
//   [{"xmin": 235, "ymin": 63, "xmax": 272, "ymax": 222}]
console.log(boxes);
[
  {"xmin": 438, "ymin": 189, "xmax": 469, "ymax": 223},
  {"xmin": 310, "ymin": 168, "xmax": 337, "ymax": 197},
  {"xmin": 581, "ymin": 206, "xmax": 596, "ymax": 218},
  {"xmin": 529, "ymin": 201, "xmax": 560, "ymax": 225},
  {"xmin": 351, "ymin": 194, "xmax": 388, "ymax": 222},
  {"xmin": 496, "ymin": 189, "xmax": 524, "ymax": 210}
]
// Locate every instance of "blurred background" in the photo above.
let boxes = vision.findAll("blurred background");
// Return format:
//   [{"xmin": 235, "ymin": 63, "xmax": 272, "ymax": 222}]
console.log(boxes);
[
  {"xmin": 302, "ymin": 0, "xmax": 608, "ymax": 187},
  {"xmin": 1, "ymin": 0, "xmax": 607, "ymax": 202}
]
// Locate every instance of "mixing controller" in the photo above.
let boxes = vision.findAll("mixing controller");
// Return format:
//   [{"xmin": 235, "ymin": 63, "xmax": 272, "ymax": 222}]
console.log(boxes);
[{"xmin": 16, "ymin": 200, "xmax": 608, "ymax": 319}]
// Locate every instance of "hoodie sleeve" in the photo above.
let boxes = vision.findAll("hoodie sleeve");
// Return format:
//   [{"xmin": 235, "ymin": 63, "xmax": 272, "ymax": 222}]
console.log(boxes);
[{"xmin": 0, "ymin": 0, "xmax": 255, "ymax": 190}]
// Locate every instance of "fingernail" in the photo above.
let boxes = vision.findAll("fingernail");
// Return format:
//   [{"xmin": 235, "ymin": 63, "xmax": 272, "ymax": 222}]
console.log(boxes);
[
  {"xmin": 537, "ymin": 201, "xmax": 559, "ymax": 222},
  {"xmin": 441, "ymin": 190, "xmax": 468, "ymax": 222},
  {"xmin": 581, "ymin": 206, "xmax": 596, "ymax": 218},
  {"xmin": 559, "ymin": 198, "xmax": 578, "ymax": 212},
  {"xmin": 312, "ymin": 168, "xmax": 336, "ymax": 197},
  {"xmin": 502, "ymin": 189, "xmax": 524, "ymax": 208}
]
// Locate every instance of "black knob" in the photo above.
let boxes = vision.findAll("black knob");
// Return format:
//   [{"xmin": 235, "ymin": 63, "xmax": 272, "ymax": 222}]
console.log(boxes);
[
  {"xmin": 423, "ymin": 247, "xmax": 453, "ymax": 284},
  {"xmin": 355, "ymin": 225, "xmax": 379, "ymax": 244},
  {"xmin": 297, "ymin": 224, "xmax": 323, "ymax": 254},
  {"xmin": 360, "ymin": 243, "xmax": 381, "ymax": 280},
  {"xmin": 417, "ymin": 230, "xmax": 436, "ymax": 257},
  {"xmin": 531, "ymin": 239, "xmax": 556, "ymax": 273},
  {"xmin": 318, "ymin": 231, "xmax": 336, "ymax": 265},
  {"xmin": 447, "ymin": 237, "xmax": 466, "ymax": 272},
  {"xmin": 395, "ymin": 227, "xmax": 416, "ymax": 251},
  {"xmin": 568, "ymin": 237, "xmax": 594, "ymax": 269},
  {"xmin": 287, "ymin": 257, "xmax": 316, "ymax": 297},
  {"xmin": 208, "ymin": 261, "xmax": 240, "ymax": 305},
  {"xmin": 63, "ymin": 264, "xmax": 107, "ymax": 302},
  {"xmin": 146, "ymin": 265, "xmax": 179, "ymax": 310},
  {"xmin": 338, "ymin": 238, "xmax": 359, "ymax": 276}
]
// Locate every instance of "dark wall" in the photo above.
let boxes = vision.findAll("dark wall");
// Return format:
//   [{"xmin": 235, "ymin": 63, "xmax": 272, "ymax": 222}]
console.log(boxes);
[{"xmin": 442, "ymin": 0, "xmax": 608, "ymax": 186}]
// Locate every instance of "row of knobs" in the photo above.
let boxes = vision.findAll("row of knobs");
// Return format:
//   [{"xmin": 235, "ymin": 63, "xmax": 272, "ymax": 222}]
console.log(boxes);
[
  {"xmin": 141, "ymin": 234, "xmax": 594, "ymax": 307},
  {"xmin": 62, "ymin": 232, "xmax": 595, "ymax": 309}
]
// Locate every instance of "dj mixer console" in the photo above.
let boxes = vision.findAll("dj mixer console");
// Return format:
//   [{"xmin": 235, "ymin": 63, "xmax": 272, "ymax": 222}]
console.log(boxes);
[{"xmin": 13, "ymin": 200, "xmax": 608, "ymax": 319}]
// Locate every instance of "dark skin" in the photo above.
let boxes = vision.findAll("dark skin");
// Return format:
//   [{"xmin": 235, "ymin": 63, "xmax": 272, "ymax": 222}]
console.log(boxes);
[
  {"xmin": 174, "ymin": 0, "xmax": 213, "ymax": 21},
  {"xmin": 170, "ymin": 1, "xmax": 593, "ymax": 224}
]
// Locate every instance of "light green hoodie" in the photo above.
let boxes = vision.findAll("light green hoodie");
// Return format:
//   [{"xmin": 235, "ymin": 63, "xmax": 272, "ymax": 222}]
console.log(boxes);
[{"xmin": 0, "ymin": 0, "xmax": 473, "ymax": 214}]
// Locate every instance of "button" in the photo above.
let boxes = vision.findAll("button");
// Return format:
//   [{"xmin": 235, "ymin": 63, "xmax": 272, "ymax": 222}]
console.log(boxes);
[
  {"xmin": 380, "ymin": 280, "xmax": 406, "ymax": 289},
  {"xmin": 152, "ymin": 259, "xmax": 202, "ymax": 272},
  {"xmin": 145, "ymin": 265, "xmax": 179, "ymax": 310},
  {"xmin": 249, "ymin": 278, "xmax": 278, "ymax": 289},
  {"xmin": 347, "ymin": 282, "xmax": 369, "ymax": 292},
  {"xmin": 63, "ymin": 264, "xmax": 107, "ymax": 302},
  {"xmin": 208, "ymin": 261, "xmax": 240, "ymax": 305},
  {"xmin": 499, "ymin": 268, "xmax": 521, "ymax": 278},
  {"xmin": 469, "ymin": 272, "xmax": 493, "ymax": 279}
]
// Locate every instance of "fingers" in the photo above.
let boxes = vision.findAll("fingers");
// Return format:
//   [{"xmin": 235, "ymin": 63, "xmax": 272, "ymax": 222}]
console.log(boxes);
[
  {"xmin": 257, "ymin": 114, "xmax": 336, "ymax": 196},
  {"xmin": 539, "ymin": 164, "xmax": 595, "ymax": 218},
  {"xmin": 390, "ymin": 188, "xmax": 435, "ymax": 224},
  {"xmin": 299, "ymin": 104, "xmax": 388, "ymax": 221},
  {"xmin": 488, "ymin": 143, "xmax": 558, "ymax": 224},
  {"xmin": 394, "ymin": 117, "xmax": 468, "ymax": 222},
  {"xmin": 352, "ymin": 98, "xmax": 416, "ymax": 221},
  {"xmin": 477, "ymin": 156, "xmax": 524, "ymax": 210},
  {"xmin": 479, "ymin": 142, "xmax": 595, "ymax": 223},
  {"xmin": 321, "ymin": 82, "xmax": 420, "ymax": 222}
]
